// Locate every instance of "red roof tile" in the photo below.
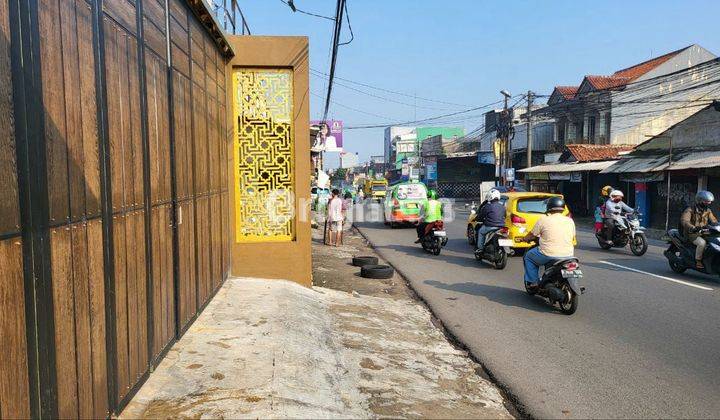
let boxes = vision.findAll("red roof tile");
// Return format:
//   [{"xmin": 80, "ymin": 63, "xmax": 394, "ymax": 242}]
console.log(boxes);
[
  {"xmin": 584, "ymin": 75, "xmax": 632, "ymax": 90},
  {"xmin": 566, "ymin": 144, "xmax": 635, "ymax": 162},
  {"xmin": 612, "ymin": 47, "xmax": 686, "ymax": 80},
  {"xmin": 555, "ymin": 86, "xmax": 578, "ymax": 99}
]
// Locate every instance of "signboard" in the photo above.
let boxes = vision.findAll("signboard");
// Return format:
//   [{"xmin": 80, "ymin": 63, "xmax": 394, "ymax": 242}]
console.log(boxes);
[
  {"xmin": 409, "ymin": 167, "xmax": 420, "ymax": 180},
  {"xmin": 401, "ymin": 163, "xmax": 409, "ymax": 176},
  {"xmin": 478, "ymin": 152, "xmax": 495, "ymax": 164},
  {"xmin": 426, "ymin": 163, "xmax": 438, "ymax": 181},
  {"xmin": 406, "ymin": 156, "xmax": 419, "ymax": 165},
  {"xmin": 549, "ymin": 172, "xmax": 571, "ymax": 181},
  {"xmin": 506, "ymin": 168, "xmax": 515, "ymax": 182},
  {"xmin": 528, "ymin": 172, "xmax": 549, "ymax": 180},
  {"xmin": 570, "ymin": 172, "xmax": 582, "ymax": 183},
  {"xmin": 310, "ymin": 120, "xmax": 343, "ymax": 152}
]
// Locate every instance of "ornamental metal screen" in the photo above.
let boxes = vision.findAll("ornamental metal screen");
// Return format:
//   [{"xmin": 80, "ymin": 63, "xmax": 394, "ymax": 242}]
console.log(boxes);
[{"xmin": 233, "ymin": 68, "xmax": 295, "ymax": 242}]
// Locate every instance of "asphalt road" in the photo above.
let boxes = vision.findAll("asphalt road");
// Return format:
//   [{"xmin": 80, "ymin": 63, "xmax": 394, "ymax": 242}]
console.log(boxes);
[{"xmin": 354, "ymin": 205, "xmax": 720, "ymax": 419}]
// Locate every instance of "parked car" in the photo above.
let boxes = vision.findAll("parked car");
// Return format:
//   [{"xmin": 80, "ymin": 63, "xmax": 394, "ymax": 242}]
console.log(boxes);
[
  {"xmin": 383, "ymin": 181, "xmax": 429, "ymax": 227},
  {"xmin": 467, "ymin": 192, "xmax": 575, "ymax": 249}
]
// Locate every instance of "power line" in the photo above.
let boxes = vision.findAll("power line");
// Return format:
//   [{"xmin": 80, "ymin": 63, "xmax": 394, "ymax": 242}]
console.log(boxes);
[
  {"xmin": 338, "ymin": 0, "xmax": 353, "ymax": 46},
  {"xmin": 345, "ymin": 97, "xmax": 510, "ymax": 129},
  {"xmin": 279, "ymin": 0, "xmax": 335, "ymax": 21},
  {"xmin": 322, "ymin": 0, "xmax": 346, "ymax": 122},
  {"xmin": 310, "ymin": 68, "xmax": 470, "ymax": 107}
]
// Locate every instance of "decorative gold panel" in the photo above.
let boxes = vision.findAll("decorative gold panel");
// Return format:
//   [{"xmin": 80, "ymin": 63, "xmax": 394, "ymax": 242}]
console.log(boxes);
[{"xmin": 233, "ymin": 68, "xmax": 295, "ymax": 242}]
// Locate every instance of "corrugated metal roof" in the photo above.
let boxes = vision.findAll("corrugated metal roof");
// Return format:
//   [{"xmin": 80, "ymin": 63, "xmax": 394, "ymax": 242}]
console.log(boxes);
[
  {"xmin": 602, "ymin": 150, "xmax": 720, "ymax": 173},
  {"xmin": 519, "ymin": 160, "xmax": 618, "ymax": 173},
  {"xmin": 600, "ymin": 156, "xmax": 668, "ymax": 173}
]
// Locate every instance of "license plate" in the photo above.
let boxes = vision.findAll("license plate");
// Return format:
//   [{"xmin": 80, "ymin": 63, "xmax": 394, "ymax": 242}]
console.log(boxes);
[
  {"xmin": 433, "ymin": 231, "xmax": 447, "ymax": 237},
  {"xmin": 562, "ymin": 269, "xmax": 583, "ymax": 278},
  {"xmin": 498, "ymin": 239, "xmax": 513, "ymax": 247},
  {"xmin": 405, "ymin": 203, "xmax": 417, "ymax": 209}
]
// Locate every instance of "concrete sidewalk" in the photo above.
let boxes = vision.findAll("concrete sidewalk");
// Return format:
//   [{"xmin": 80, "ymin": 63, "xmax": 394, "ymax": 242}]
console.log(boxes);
[{"xmin": 121, "ymin": 276, "xmax": 511, "ymax": 418}]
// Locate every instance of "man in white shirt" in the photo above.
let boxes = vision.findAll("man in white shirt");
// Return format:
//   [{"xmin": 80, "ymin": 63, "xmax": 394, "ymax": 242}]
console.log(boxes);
[{"xmin": 326, "ymin": 189, "xmax": 344, "ymax": 246}]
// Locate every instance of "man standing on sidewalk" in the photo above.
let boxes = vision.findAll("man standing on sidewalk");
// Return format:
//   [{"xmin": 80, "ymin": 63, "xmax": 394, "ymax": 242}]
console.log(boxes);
[{"xmin": 327, "ymin": 189, "xmax": 344, "ymax": 247}]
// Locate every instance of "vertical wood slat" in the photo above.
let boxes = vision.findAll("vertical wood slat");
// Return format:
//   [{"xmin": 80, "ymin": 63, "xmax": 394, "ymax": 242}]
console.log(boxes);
[
  {"xmin": 0, "ymin": 238, "xmax": 31, "ymax": 418},
  {"xmin": 40, "ymin": 0, "xmax": 70, "ymax": 224},
  {"xmin": 0, "ymin": 0, "xmax": 20, "ymax": 235}
]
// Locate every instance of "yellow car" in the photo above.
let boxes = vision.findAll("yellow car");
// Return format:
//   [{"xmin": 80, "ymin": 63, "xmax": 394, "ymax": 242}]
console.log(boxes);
[{"xmin": 466, "ymin": 192, "xmax": 575, "ymax": 249}]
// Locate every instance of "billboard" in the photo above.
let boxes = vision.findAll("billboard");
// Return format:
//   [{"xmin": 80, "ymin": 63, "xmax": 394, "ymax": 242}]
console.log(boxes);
[{"xmin": 311, "ymin": 120, "xmax": 343, "ymax": 152}]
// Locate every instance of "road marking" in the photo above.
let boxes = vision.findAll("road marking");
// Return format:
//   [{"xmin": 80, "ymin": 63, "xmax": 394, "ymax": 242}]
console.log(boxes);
[{"xmin": 598, "ymin": 260, "xmax": 713, "ymax": 291}]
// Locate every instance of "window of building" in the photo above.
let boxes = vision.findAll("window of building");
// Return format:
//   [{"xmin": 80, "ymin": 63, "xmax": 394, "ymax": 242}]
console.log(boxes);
[{"xmin": 588, "ymin": 116, "xmax": 596, "ymax": 140}]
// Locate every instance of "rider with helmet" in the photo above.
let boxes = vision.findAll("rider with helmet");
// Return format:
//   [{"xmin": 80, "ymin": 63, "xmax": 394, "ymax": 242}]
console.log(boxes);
[
  {"xmin": 680, "ymin": 190, "xmax": 718, "ymax": 269},
  {"xmin": 519, "ymin": 197, "xmax": 576, "ymax": 290},
  {"xmin": 602, "ymin": 190, "xmax": 634, "ymax": 244},
  {"xmin": 595, "ymin": 185, "xmax": 613, "ymax": 233},
  {"xmin": 415, "ymin": 189, "xmax": 444, "ymax": 243},
  {"xmin": 475, "ymin": 189, "xmax": 506, "ymax": 252}
]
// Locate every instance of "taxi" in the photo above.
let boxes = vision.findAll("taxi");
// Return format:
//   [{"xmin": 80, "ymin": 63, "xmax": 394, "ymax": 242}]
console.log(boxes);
[
  {"xmin": 467, "ymin": 192, "xmax": 575, "ymax": 249},
  {"xmin": 383, "ymin": 181, "xmax": 429, "ymax": 227}
]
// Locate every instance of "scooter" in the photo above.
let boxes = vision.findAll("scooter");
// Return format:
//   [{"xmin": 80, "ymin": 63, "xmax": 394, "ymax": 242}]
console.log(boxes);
[
  {"xmin": 474, "ymin": 225, "xmax": 512, "ymax": 269},
  {"xmin": 525, "ymin": 254, "xmax": 585, "ymax": 315},
  {"xmin": 420, "ymin": 220, "xmax": 448, "ymax": 256},
  {"xmin": 596, "ymin": 210, "xmax": 648, "ymax": 256},
  {"xmin": 664, "ymin": 225, "xmax": 720, "ymax": 275}
]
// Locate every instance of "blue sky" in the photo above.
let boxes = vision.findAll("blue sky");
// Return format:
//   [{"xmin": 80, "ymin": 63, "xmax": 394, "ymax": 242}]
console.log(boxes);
[{"xmin": 240, "ymin": 0, "xmax": 720, "ymax": 168}]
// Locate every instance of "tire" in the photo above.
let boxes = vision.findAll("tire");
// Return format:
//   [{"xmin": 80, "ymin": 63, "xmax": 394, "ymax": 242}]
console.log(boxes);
[
  {"xmin": 494, "ymin": 248, "xmax": 508, "ymax": 270},
  {"xmin": 559, "ymin": 285, "xmax": 579, "ymax": 315},
  {"xmin": 432, "ymin": 240, "xmax": 442, "ymax": 256},
  {"xmin": 360, "ymin": 264, "xmax": 394, "ymax": 279},
  {"xmin": 352, "ymin": 256, "xmax": 378, "ymax": 267},
  {"xmin": 630, "ymin": 233, "xmax": 648, "ymax": 256},
  {"xmin": 667, "ymin": 246, "xmax": 687, "ymax": 273},
  {"xmin": 598, "ymin": 238, "xmax": 612, "ymax": 250},
  {"xmin": 467, "ymin": 225, "xmax": 476, "ymax": 246}
]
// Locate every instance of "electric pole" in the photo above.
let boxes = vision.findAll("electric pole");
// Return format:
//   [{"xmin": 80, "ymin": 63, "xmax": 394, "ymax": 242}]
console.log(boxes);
[
  {"xmin": 525, "ymin": 90, "xmax": 535, "ymax": 189},
  {"xmin": 499, "ymin": 90, "xmax": 512, "ymax": 186}
]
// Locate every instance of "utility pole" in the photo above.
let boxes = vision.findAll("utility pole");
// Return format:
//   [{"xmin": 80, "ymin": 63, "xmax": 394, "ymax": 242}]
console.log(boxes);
[
  {"xmin": 499, "ymin": 90, "xmax": 512, "ymax": 186},
  {"xmin": 525, "ymin": 90, "xmax": 535, "ymax": 189}
]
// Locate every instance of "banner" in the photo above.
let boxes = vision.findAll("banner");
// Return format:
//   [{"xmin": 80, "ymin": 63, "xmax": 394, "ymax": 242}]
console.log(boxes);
[
  {"xmin": 426, "ymin": 162, "xmax": 438, "ymax": 181},
  {"xmin": 310, "ymin": 120, "xmax": 343, "ymax": 152}
]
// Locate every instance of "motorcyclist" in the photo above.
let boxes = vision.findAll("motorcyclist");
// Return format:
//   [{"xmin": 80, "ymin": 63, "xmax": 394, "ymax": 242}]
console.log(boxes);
[
  {"xmin": 595, "ymin": 185, "xmax": 613, "ymax": 233},
  {"xmin": 519, "ymin": 197, "xmax": 576, "ymax": 291},
  {"xmin": 602, "ymin": 190, "xmax": 633, "ymax": 244},
  {"xmin": 680, "ymin": 190, "xmax": 717, "ymax": 269},
  {"xmin": 475, "ymin": 189, "xmax": 506, "ymax": 252},
  {"xmin": 415, "ymin": 189, "xmax": 443, "ymax": 243}
]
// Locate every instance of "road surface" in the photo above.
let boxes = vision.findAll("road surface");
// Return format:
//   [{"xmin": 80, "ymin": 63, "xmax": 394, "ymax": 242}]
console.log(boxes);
[{"xmin": 354, "ymin": 205, "xmax": 720, "ymax": 418}]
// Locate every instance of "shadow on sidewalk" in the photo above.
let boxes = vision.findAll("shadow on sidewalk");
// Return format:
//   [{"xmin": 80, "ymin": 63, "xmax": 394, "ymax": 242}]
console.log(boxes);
[{"xmin": 423, "ymin": 279, "xmax": 560, "ymax": 314}]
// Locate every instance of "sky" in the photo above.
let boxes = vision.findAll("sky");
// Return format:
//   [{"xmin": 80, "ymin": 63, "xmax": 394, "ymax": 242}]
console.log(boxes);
[{"xmin": 240, "ymin": 0, "xmax": 720, "ymax": 168}]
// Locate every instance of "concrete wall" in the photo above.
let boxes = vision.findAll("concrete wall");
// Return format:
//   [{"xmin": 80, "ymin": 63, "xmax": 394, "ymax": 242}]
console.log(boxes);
[
  {"xmin": 611, "ymin": 58, "xmax": 719, "ymax": 145},
  {"xmin": 384, "ymin": 126, "xmax": 415, "ymax": 166},
  {"xmin": 227, "ymin": 36, "xmax": 312, "ymax": 287},
  {"xmin": 511, "ymin": 121, "xmax": 556, "ymax": 151}
]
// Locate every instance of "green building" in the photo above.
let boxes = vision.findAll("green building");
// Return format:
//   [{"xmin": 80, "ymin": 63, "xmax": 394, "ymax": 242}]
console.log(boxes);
[{"xmin": 393, "ymin": 126, "xmax": 464, "ymax": 170}]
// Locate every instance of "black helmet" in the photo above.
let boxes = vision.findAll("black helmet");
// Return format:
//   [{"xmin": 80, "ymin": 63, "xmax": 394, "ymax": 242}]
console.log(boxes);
[
  {"xmin": 546, "ymin": 196, "xmax": 565, "ymax": 213},
  {"xmin": 696, "ymin": 190, "xmax": 714, "ymax": 209}
]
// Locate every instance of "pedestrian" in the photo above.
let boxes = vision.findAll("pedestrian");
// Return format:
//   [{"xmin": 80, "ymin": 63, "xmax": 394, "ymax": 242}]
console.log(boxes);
[
  {"xmin": 595, "ymin": 185, "xmax": 612, "ymax": 233},
  {"xmin": 326, "ymin": 189, "xmax": 343, "ymax": 247},
  {"xmin": 340, "ymin": 191, "xmax": 353, "ymax": 245}
]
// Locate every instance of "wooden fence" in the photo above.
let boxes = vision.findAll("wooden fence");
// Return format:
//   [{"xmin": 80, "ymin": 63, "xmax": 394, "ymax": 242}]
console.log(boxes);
[{"xmin": 0, "ymin": 0, "xmax": 231, "ymax": 417}]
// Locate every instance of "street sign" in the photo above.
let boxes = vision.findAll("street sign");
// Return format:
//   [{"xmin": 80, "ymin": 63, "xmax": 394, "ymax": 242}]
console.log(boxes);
[
  {"xmin": 506, "ymin": 168, "xmax": 515, "ymax": 182},
  {"xmin": 426, "ymin": 163, "xmax": 437, "ymax": 181}
]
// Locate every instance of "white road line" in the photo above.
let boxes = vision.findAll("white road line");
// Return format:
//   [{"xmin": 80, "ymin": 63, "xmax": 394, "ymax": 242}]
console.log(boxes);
[{"xmin": 598, "ymin": 260, "xmax": 714, "ymax": 291}]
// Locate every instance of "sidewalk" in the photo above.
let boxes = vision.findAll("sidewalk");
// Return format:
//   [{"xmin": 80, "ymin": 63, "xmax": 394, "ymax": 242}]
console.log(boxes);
[{"xmin": 119, "ymin": 227, "xmax": 512, "ymax": 418}]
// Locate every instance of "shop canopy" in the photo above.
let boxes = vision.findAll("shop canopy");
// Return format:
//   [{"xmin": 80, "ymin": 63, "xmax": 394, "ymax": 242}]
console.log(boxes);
[
  {"xmin": 519, "ymin": 160, "xmax": 619, "ymax": 173},
  {"xmin": 601, "ymin": 150, "xmax": 720, "ymax": 173}
]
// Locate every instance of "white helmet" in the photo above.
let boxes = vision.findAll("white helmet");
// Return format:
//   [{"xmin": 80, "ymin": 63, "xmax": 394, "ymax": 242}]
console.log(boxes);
[
  {"xmin": 609, "ymin": 190, "xmax": 624, "ymax": 198},
  {"xmin": 485, "ymin": 189, "xmax": 501, "ymax": 201}
]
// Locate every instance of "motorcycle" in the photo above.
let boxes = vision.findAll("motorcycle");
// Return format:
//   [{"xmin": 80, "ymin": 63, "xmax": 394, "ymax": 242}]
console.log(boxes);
[
  {"xmin": 420, "ymin": 220, "xmax": 448, "ymax": 255},
  {"xmin": 525, "ymin": 255, "xmax": 585, "ymax": 315},
  {"xmin": 596, "ymin": 210, "xmax": 648, "ymax": 256},
  {"xmin": 474, "ymin": 225, "xmax": 512, "ymax": 269},
  {"xmin": 663, "ymin": 224, "xmax": 720, "ymax": 275}
]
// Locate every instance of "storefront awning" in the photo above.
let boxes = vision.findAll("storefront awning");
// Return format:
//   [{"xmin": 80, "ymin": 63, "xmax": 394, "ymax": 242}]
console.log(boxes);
[
  {"xmin": 519, "ymin": 160, "xmax": 618, "ymax": 173},
  {"xmin": 601, "ymin": 150, "xmax": 720, "ymax": 173}
]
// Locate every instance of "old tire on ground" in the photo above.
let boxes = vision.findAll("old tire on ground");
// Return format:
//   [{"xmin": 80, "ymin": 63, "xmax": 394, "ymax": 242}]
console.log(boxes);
[
  {"xmin": 360, "ymin": 264, "xmax": 394, "ymax": 279},
  {"xmin": 352, "ymin": 256, "xmax": 378, "ymax": 267}
]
